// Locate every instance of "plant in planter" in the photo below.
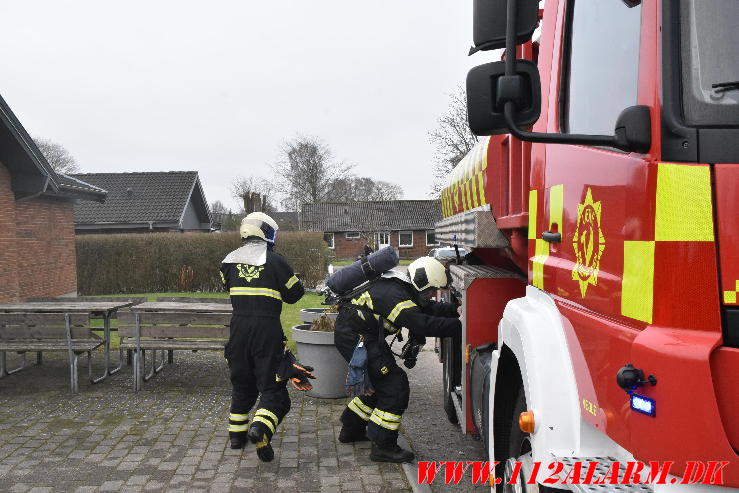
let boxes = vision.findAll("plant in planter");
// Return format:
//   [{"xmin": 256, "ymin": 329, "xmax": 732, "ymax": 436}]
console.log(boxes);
[
  {"xmin": 299, "ymin": 305, "xmax": 339, "ymax": 324},
  {"xmin": 292, "ymin": 307, "xmax": 348, "ymax": 399}
]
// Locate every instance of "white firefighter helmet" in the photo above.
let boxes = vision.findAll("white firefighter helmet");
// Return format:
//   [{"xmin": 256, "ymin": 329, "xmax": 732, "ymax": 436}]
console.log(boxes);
[
  {"xmin": 407, "ymin": 257, "xmax": 451, "ymax": 292},
  {"xmin": 242, "ymin": 212, "xmax": 278, "ymax": 244},
  {"xmin": 239, "ymin": 223, "xmax": 266, "ymax": 241}
]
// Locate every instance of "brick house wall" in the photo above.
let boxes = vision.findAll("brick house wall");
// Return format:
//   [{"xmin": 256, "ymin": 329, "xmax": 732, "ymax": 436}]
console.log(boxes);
[
  {"xmin": 0, "ymin": 162, "xmax": 20, "ymax": 302},
  {"xmin": 0, "ymin": 161, "xmax": 78, "ymax": 302},
  {"xmin": 328, "ymin": 229, "xmax": 439, "ymax": 260}
]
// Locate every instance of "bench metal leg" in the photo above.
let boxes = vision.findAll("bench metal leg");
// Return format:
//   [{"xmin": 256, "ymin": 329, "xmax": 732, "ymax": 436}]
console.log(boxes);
[
  {"xmin": 36, "ymin": 352, "xmax": 42, "ymax": 365},
  {"xmin": 69, "ymin": 353, "xmax": 79, "ymax": 393},
  {"xmin": 140, "ymin": 349, "xmax": 167, "ymax": 383},
  {"xmin": 133, "ymin": 350, "xmax": 141, "ymax": 391},
  {"xmin": 0, "ymin": 351, "xmax": 27, "ymax": 377},
  {"xmin": 168, "ymin": 350, "xmax": 174, "ymax": 364},
  {"xmin": 108, "ymin": 347, "xmax": 125, "ymax": 375}
]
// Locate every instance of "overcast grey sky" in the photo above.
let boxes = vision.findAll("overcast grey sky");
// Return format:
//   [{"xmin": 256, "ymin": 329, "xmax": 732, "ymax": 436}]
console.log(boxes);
[{"xmin": 0, "ymin": 1, "xmax": 485, "ymax": 211}]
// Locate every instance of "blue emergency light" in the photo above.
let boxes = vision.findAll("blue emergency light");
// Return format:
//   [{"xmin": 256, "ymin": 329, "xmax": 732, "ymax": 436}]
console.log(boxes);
[{"xmin": 630, "ymin": 394, "xmax": 656, "ymax": 417}]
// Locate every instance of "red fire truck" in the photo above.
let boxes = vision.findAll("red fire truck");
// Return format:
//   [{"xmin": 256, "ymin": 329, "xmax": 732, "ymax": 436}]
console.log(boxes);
[{"xmin": 434, "ymin": 0, "xmax": 739, "ymax": 490}]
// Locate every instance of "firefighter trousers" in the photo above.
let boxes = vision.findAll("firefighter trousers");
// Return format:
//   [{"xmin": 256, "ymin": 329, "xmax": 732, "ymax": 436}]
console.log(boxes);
[
  {"xmin": 225, "ymin": 315, "xmax": 290, "ymax": 440},
  {"xmin": 335, "ymin": 324, "xmax": 409, "ymax": 445}
]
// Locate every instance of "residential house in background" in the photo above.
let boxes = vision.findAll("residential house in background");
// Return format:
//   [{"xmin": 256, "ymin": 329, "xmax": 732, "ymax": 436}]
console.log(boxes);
[
  {"xmin": 301, "ymin": 200, "xmax": 442, "ymax": 259},
  {"xmin": 72, "ymin": 171, "xmax": 212, "ymax": 234},
  {"xmin": 0, "ymin": 94, "xmax": 106, "ymax": 302}
]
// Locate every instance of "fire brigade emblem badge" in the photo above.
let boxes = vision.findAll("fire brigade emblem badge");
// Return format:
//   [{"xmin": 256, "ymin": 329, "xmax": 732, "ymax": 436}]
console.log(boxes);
[
  {"xmin": 572, "ymin": 188, "xmax": 605, "ymax": 298},
  {"xmin": 237, "ymin": 264, "xmax": 264, "ymax": 283}
]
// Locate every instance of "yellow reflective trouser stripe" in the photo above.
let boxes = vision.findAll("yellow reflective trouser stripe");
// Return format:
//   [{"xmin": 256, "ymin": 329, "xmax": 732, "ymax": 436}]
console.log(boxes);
[
  {"xmin": 373, "ymin": 409, "xmax": 402, "ymax": 422},
  {"xmin": 252, "ymin": 416, "xmax": 275, "ymax": 434},
  {"xmin": 255, "ymin": 408, "xmax": 279, "ymax": 424},
  {"xmin": 229, "ymin": 287, "xmax": 282, "ymax": 300},
  {"xmin": 228, "ymin": 423, "xmax": 248, "ymax": 432},
  {"xmin": 352, "ymin": 397, "xmax": 373, "ymax": 415},
  {"xmin": 348, "ymin": 399, "xmax": 371, "ymax": 421},
  {"xmin": 285, "ymin": 275, "xmax": 299, "ymax": 289},
  {"xmin": 387, "ymin": 300, "xmax": 416, "ymax": 323},
  {"xmin": 229, "ymin": 413, "xmax": 248, "ymax": 422},
  {"xmin": 369, "ymin": 409, "xmax": 401, "ymax": 431}
]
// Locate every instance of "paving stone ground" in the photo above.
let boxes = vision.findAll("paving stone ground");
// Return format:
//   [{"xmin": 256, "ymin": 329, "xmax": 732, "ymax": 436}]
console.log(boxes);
[
  {"xmin": 0, "ymin": 350, "xmax": 411, "ymax": 493},
  {"xmin": 405, "ymin": 350, "xmax": 488, "ymax": 492},
  {"xmin": 0, "ymin": 345, "xmax": 486, "ymax": 493}
]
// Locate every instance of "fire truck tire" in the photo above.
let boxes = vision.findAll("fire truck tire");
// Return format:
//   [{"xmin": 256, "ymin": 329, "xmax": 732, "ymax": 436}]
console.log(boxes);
[{"xmin": 442, "ymin": 336, "xmax": 461, "ymax": 424}]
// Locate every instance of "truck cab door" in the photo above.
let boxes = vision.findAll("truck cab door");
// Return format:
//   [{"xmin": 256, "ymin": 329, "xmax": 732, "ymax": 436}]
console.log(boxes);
[{"xmin": 529, "ymin": 0, "xmax": 652, "ymax": 450}]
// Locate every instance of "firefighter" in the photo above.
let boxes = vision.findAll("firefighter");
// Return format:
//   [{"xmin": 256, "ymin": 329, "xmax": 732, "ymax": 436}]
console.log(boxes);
[
  {"xmin": 334, "ymin": 256, "xmax": 461, "ymax": 463},
  {"xmin": 220, "ymin": 219, "xmax": 311, "ymax": 462}
]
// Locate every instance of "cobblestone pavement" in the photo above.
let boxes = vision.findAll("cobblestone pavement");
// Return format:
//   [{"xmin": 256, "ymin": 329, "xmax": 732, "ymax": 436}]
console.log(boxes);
[
  {"xmin": 404, "ymin": 349, "xmax": 488, "ymax": 493},
  {"xmin": 0, "ymin": 351, "xmax": 411, "ymax": 493}
]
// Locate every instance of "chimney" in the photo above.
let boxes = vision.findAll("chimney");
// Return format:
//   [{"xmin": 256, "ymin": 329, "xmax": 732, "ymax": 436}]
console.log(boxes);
[{"xmin": 243, "ymin": 192, "xmax": 263, "ymax": 214}]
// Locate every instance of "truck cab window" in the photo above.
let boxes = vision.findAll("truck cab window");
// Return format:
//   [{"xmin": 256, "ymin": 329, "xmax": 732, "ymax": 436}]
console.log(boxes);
[
  {"xmin": 562, "ymin": 0, "xmax": 642, "ymax": 136},
  {"xmin": 680, "ymin": 0, "xmax": 739, "ymax": 126}
]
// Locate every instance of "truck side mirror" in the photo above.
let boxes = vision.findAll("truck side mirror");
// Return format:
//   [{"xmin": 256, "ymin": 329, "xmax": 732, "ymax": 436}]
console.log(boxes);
[
  {"xmin": 614, "ymin": 105, "xmax": 651, "ymax": 154},
  {"xmin": 466, "ymin": 59, "xmax": 541, "ymax": 136},
  {"xmin": 472, "ymin": 0, "xmax": 540, "ymax": 53}
]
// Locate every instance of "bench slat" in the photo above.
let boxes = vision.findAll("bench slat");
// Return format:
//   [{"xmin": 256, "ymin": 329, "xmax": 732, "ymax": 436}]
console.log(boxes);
[
  {"xmin": 117, "ymin": 311, "xmax": 231, "ymax": 325},
  {"xmin": 0, "ymin": 313, "xmax": 88, "ymax": 325},
  {"xmin": 0, "ymin": 340, "xmax": 102, "ymax": 351},
  {"xmin": 119, "ymin": 340, "xmax": 226, "ymax": 351},
  {"xmin": 155, "ymin": 297, "xmax": 230, "ymax": 304},
  {"xmin": 0, "ymin": 327, "xmax": 93, "ymax": 339},
  {"xmin": 118, "ymin": 325, "xmax": 229, "ymax": 338}
]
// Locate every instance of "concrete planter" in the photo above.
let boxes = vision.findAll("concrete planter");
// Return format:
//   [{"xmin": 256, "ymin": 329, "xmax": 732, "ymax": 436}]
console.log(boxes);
[
  {"xmin": 299, "ymin": 308, "xmax": 339, "ymax": 324},
  {"xmin": 292, "ymin": 324, "xmax": 348, "ymax": 399}
]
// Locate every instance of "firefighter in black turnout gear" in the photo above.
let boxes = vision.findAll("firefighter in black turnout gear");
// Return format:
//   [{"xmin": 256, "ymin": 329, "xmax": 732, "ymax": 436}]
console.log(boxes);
[
  {"xmin": 220, "ymin": 218, "xmax": 311, "ymax": 462},
  {"xmin": 334, "ymin": 257, "xmax": 461, "ymax": 463}
]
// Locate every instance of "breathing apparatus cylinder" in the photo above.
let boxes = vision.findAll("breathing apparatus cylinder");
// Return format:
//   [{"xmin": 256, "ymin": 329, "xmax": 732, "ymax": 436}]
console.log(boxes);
[{"xmin": 326, "ymin": 246, "xmax": 399, "ymax": 295}]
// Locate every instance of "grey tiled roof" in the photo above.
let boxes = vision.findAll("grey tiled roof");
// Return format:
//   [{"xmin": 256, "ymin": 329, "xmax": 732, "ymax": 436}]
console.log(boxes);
[
  {"xmin": 301, "ymin": 200, "xmax": 441, "ymax": 232},
  {"xmin": 71, "ymin": 171, "xmax": 204, "ymax": 224}
]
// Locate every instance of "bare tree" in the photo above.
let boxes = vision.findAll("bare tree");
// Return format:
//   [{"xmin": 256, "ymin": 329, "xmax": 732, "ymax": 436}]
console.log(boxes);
[
  {"xmin": 33, "ymin": 137, "xmax": 80, "ymax": 174},
  {"xmin": 273, "ymin": 136, "xmax": 353, "ymax": 211},
  {"xmin": 428, "ymin": 86, "xmax": 479, "ymax": 197},
  {"xmin": 231, "ymin": 176, "xmax": 276, "ymax": 213},
  {"xmin": 329, "ymin": 176, "xmax": 403, "ymax": 202}
]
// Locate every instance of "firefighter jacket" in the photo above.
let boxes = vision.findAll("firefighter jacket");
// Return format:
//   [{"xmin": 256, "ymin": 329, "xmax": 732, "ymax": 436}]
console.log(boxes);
[
  {"xmin": 338, "ymin": 277, "xmax": 460, "ymax": 343},
  {"xmin": 220, "ymin": 250, "xmax": 304, "ymax": 317}
]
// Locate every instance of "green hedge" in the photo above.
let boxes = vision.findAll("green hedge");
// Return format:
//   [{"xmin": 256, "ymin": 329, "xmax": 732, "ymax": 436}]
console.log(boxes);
[{"xmin": 76, "ymin": 232, "xmax": 330, "ymax": 295}]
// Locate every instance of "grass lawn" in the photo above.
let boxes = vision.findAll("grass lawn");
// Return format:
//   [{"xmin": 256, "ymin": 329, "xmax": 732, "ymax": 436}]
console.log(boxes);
[{"xmin": 89, "ymin": 291, "xmax": 325, "ymax": 353}]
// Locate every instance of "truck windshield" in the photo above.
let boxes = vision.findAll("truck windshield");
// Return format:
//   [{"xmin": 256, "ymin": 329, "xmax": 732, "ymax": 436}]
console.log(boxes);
[{"xmin": 680, "ymin": 0, "xmax": 739, "ymax": 126}]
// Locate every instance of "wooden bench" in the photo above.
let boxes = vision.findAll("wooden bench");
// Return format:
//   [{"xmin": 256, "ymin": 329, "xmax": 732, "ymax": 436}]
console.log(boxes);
[
  {"xmin": 0, "ymin": 312, "xmax": 103, "ymax": 393},
  {"xmin": 117, "ymin": 310, "xmax": 231, "ymax": 390},
  {"xmin": 155, "ymin": 297, "xmax": 230, "ymax": 304}
]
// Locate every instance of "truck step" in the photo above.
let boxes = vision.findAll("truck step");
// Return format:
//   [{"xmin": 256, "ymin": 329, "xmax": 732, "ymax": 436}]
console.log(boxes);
[{"xmin": 551, "ymin": 456, "xmax": 654, "ymax": 493}]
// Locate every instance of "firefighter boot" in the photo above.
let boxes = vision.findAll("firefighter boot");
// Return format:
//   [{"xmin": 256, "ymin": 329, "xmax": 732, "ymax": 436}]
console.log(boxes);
[
  {"xmin": 338, "ymin": 426, "xmax": 369, "ymax": 443},
  {"xmin": 247, "ymin": 421, "xmax": 274, "ymax": 462},
  {"xmin": 370, "ymin": 441, "xmax": 415, "ymax": 463},
  {"xmin": 229, "ymin": 431, "xmax": 247, "ymax": 450}
]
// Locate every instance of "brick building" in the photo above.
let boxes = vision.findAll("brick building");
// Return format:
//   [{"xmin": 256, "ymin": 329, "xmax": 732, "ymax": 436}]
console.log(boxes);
[
  {"xmin": 301, "ymin": 200, "xmax": 442, "ymax": 259},
  {"xmin": 0, "ymin": 95, "xmax": 106, "ymax": 302},
  {"xmin": 72, "ymin": 171, "xmax": 212, "ymax": 234}
]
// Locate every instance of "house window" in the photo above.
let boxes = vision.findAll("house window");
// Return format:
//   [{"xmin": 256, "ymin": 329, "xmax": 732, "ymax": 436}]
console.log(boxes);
[
  {"xmin": 426, "ymin": 230, "xmax": 438, "ymax": 246},
  {"xmin": 399, "ymin": 231, "xmax": 414, "ymax": 248},
  {"xmin": 375, "ymin": 232, "xmax": 390, "ymax": 247},
  {"xmin": 345, "ymin": 232, "xmax": 360, "ymax": 239},
  {"xmin": 324, "ymin": 233, "xmax": 335, "ymax": 249}
]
